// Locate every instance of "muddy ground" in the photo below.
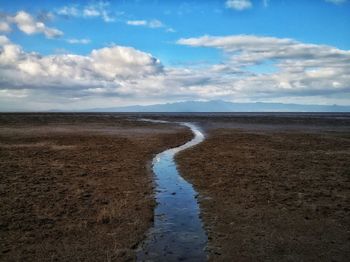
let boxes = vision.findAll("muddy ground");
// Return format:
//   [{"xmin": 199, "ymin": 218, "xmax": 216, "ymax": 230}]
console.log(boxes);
[
  {"xmin": 0, "ymin": 113, "xmax": 192, "ymax": 261},
  {"xmin": 1, "ymin": 113, "xmax": 349, "ymax": 262},
  {"xmin": 176, "ymin": 114, "xmax": 350, "ymax": 261}
]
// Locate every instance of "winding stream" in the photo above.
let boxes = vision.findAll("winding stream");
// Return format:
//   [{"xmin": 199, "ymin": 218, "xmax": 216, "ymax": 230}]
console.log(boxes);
[{"xmin": 137, "ymin": 121, "xmax": 207, "ymax": 261}]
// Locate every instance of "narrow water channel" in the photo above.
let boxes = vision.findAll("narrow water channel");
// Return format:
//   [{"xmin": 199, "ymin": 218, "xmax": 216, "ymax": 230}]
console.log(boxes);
[{"xmin": 137, "ymin": 121, "xmax": 207, "ymax": 261}]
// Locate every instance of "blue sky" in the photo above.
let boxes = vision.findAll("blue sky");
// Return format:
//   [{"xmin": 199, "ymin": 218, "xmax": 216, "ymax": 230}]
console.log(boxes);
[{"xmin": 0, "ymin": 0, "xmax": 349, "ymax": 110}]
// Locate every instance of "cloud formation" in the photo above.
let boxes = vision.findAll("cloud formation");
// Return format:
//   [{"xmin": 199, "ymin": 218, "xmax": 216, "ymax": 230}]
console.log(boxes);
[
  {"xmin": 0, "ymin": 11, "xmax": 63, "ymax": 38},
  {"xmin": 126, "ymin": 20, "xmax": 147, "ymax": 26},
  {"xmin": 56, "ymin": 2, "xmax": 116, "ymax": 22},
  {"xmin": 0, "ymin": 21, "xmax": 11, "ymax": 33},
  {"xmin": 1, "ymin": 34, "xmax": 349, "ymax": 109},
  {"xmin": 126, "ymin": 19, "xmax": 175, "ymax": 32},
  {"xmin": 177, "ymin": 35, "xmax": 350, "ymax": 98},
  {"xmin": 0, "ymin": 35, "xmax": 162, "ymax": 101},
  {"xmin": 127, "ymin": 19, "xmax": 164, "ymax": 28},
  {"xmin": 225, "ymin": 0, "xmax": 253, "ymax": 11},
  {"xmin": 66, "ymin": 38, "xmax": 91, "ymax": 44}
]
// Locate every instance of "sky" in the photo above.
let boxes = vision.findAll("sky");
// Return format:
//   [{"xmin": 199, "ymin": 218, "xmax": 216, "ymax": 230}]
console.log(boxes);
[{"xmin": 0, "ymin": 0, "xmax": 349, "ymax": 111}]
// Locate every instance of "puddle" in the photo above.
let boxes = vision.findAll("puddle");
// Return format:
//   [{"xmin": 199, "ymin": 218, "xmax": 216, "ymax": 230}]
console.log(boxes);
[{"xmin": 137, "ymin": 121, "xmax": 207, "ymax": 261}]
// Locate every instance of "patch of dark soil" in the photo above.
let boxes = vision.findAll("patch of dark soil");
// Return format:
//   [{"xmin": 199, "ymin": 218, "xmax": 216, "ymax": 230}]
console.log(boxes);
[
  {"xmin": 177, "ymin": 122, "xmax": 350, "ymax": 261},
  {"xmin": 0, "ymin": 113, "xmax": 192, "ymax": 261}
]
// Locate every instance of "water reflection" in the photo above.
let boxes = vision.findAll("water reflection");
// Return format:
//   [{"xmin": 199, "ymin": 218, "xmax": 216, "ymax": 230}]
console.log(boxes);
[{"xmin": 137, "ymin": 121, "xmax": 207, "ymax": 261}]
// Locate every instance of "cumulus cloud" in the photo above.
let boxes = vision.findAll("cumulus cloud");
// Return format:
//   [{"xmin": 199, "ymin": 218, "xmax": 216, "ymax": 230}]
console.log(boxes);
[
  {"xmin": 325, "ymin": 0, "xmax": 347, "ymax": 5},
  {"xmin": 0, "ymin": 35, "xmax": 21, "ymax": 65},
  {"xmin": 1, "ymin": 34, "xmax": 349, "ymax": 109},
  {"xmin": 0, "ymin": 35, "xmax": 10, "ymax": 45},
  {"xmin": 12, "ymin": 11, "xmax": 63, "ymax": 38},
  {"xmin": 0, "ymin": 21, "xmax": 11, "ymax": 33},
  {"xmin": 177, "ymin": 35, "xmax": 350, "ymax": 99},
  {"xmin": 225, "ymin": 0, "xmax": 253, "ymax": 11},
  {"xmin": 56, "ymin": 1, "xmax": 116, "ymax": 22},
  {"xmin": 0, "ymin": 36, "xmax": 162, "ymax": 95},
  {"xmin": 0, "ymin": 11, "xmax": 63, "ymax": 38},
  {"xmin": 90, "ymin": 46, "xmax": 163, "ymax": 79}
]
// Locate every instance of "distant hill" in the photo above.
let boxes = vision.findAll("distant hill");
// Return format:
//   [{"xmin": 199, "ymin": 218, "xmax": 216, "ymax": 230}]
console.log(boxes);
[{"xmin": 85, "ymin": 100, "xmax": 350, "ymax": 112}]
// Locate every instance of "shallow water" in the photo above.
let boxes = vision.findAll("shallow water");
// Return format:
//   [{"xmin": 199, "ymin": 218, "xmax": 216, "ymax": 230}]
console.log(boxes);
[{"xmin": 137, "ymin": 122, "xmax": 207, "ymax": 261}]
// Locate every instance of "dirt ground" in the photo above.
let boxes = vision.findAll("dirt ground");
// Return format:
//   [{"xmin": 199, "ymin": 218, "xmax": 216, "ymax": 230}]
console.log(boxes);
[
  {"xmin": 0, "ymin": 113, "xmax": 192, "ymax": 261},
  {"xmin": 1, "ymin": 113, "xmax": 349, "ymax": 261},
  {"xmin": 176, "ymin": 115, "xmax": 350, "ymax": 261}
]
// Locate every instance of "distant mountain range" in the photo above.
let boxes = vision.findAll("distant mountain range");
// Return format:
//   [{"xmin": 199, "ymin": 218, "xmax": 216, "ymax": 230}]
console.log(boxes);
[{"xmin": 84, "ymin": 100, "xmax": 350, "ymax": 112}]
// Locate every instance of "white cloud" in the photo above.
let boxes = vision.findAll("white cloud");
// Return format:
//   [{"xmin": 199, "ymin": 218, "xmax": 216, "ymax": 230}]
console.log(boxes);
[
  {"xmin": 225, "ymin": 0, "xmax": 253, "ymax": 10},
  {"xmin": 1, "ymin": 34, "xmax": 349, "ymax": 109},
  {"xmin": 176, "ymin": 35, "xmax": 350, "ymax": 100},
  {"xmin": 126, "ymin": 19, "xmax": 164, "ymax": 28},
  {"xmin": 1, "ymin": 11, "xmax": 63, "ymax": 38},
  {"xmin": 66, "ymin": 38, "xmax": 91, "ymax": 44},
  {"xmin": 325, "ymin": 0, "xmax": 347, "ymax": 5},
  {"xmin": 177, "ymin": 35, "xmax": 292, "ymax": 51},
  {"xmin": 56, "ymin": 6, "xmax": 79, "ymax": 17},
  {"xmin": 0, "ymin": 37, "xmax": 162, "ymax": 93},
  {"xmin": 0, "ymin": 35, "xmax": 10, "ymax": 45},
  {"xmin": 166, "ymin": 27, "xmax": 176, "ymax": 33},
  {"xmin": 56, "ymin": 1, "xmax": 116, "ymax": 22},
  {"xmin": 148, "ymin": 19, "xmax": 164, "ymax": 28},
  {"xmin": 12, "ymin": 11, "xmax": 63, "ymax": 38},
  {"xmin": 83, "ymin": 8, "xmax": 100, "ymax": 17},
  {"xmin": 0, "ymin": 36, "xmax": 21, "ymax": 64},
  {"xmin": 0, "ymin": 21, "xmax": 11, "ymax": 33},
  {"xmin": 127, "ymin": 20, "xmax": 147, "ymax": 26},
  {"xmin": 90, "ymin": 46, "xmax": 163, "ymax": 79},
  {"xmin": 126, "ymin": 19, "xmax": 175, "ymax": 32},
  {"xmin": 84, "ymin": 2, "xmax": 115, "ymax": 22}
]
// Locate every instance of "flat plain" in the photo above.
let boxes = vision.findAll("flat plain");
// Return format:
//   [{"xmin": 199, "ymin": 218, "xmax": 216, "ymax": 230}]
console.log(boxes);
[
  {"xmin": 175, "ymin": 113, "xmax": 350, "ymax": 261},
  {"xmin": 0, "ymin": 113, "xmax": 349, "ymax": 261},
  {"xmin": 0, "ymin": 113, "xmax": 191, "ymax": 261}
]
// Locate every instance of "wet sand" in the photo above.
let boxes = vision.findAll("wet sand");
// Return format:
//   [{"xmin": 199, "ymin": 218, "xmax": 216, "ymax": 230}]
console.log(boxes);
[
  {"xmin": 176, "ymin": 114, "xmax": 350, "ymax": 261},
  {"xmin": 0, "ymin": 113, "xmax": 192, "ymax": 261}
]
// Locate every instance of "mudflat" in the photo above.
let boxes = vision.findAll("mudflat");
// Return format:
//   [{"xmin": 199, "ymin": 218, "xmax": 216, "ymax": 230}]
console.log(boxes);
[
  {"xmin": 0, "ymin": 113, "xmax": 192, "ymax": 261},
  {"xmin": 176, "ymin": 113, "xmax": 350, "ymax": 261},
  {"xmin": 1, "ymin": 113, "xmax": 349, "ymax": 261}
]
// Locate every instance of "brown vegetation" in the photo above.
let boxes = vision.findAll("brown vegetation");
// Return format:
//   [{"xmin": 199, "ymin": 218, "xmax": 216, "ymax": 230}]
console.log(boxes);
[
  {"xmin": 177, "ymin": 117, "xmax": 350, "ymax": 261},
  {"xmin": 0, "ymin": 114, "xmax": 192, "ymax": 261}
]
